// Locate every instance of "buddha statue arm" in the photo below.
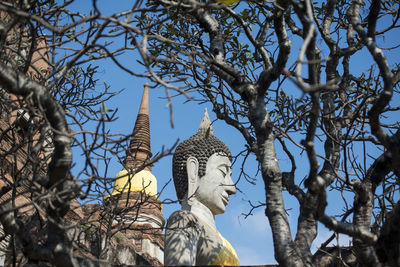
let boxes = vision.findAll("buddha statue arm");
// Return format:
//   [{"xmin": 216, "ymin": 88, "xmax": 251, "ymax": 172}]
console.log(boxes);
[{"xmin": 164, "ymin": 211, "xmax": 201, "ymax": 266}]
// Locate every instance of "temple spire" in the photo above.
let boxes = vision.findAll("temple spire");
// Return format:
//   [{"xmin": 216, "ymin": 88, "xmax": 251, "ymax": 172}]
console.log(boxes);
[{"xmin": 125, "ymin": 83, "xmax": 152, "ymax": 170}]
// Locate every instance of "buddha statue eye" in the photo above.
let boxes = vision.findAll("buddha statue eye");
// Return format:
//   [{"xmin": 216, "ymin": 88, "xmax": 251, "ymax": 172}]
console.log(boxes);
[
  {"xmin": 218, "ymin": 166, "xmax": 231, "ymax": 178},
  {"xmin": 218, "ymin": 168, "xmax": 227, "ymax": 177}
]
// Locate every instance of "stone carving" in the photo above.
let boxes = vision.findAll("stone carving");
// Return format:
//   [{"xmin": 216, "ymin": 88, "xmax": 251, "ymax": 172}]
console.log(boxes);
[{"xmin": 165, "ymin": 109, "xmax": 239, "ymax": 266}]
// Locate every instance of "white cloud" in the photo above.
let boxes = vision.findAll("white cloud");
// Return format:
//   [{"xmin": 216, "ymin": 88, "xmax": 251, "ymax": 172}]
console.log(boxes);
[
  {"xmin": 224, "ymin": 209, "xmax": 275, "ymax": 265},
  {"xmin": 233, "ymin": 209, "xmax": 271, "ymax": 236},
  {"xmin": 235, "ymin": 245, "xmax": 276, "ymax": 265}
]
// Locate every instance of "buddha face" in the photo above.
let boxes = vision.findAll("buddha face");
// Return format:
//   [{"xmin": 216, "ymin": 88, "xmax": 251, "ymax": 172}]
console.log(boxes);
[{"xmin": 195, "ymin": 152, "xmax": 236, "ymax": 215}]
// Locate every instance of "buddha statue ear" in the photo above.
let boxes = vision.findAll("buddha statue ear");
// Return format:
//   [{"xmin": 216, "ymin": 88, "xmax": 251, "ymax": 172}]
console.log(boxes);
[{"xmin": 186, "ymin": 156, "xmax": 199, "ymax": 201}]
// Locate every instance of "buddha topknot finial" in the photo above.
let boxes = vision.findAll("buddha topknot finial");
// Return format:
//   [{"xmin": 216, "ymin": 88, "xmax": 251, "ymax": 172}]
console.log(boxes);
[{"xmin": 197, "ymin": 108, "xmax": 214, "ymax": 136}]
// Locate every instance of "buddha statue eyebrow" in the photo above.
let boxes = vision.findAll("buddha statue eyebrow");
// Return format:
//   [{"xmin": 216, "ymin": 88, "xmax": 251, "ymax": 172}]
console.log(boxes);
[{"xmin": 218, "ymin": 164, "xmax": 231, "ymax": 175}]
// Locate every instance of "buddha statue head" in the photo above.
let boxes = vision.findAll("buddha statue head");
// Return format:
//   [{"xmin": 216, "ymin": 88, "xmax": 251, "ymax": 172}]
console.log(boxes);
[{"xmin": 172, "ymin": 109, "xmax": 236, "ymax": 215}]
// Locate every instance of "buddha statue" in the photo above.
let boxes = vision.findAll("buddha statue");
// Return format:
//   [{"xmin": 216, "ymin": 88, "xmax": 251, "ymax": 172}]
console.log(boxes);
[{"xmin": 164, "ymin": 109, "xmax": 239, "ymax": 266}]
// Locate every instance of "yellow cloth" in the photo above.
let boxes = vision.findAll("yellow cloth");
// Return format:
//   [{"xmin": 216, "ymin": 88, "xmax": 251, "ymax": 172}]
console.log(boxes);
[
  {"xmin": 210, "ymin": 231, "xmax": 239, "ymax": 266},
  {"xmin": 217, "ymin": 0, "xmax": 239, "ymax": 4}
]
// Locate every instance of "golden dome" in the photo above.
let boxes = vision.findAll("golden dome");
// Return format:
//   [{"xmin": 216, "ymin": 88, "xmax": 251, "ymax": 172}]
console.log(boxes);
[{"xmin": 112, "ymin": 169, "xmax": 157, "ymax": 196}]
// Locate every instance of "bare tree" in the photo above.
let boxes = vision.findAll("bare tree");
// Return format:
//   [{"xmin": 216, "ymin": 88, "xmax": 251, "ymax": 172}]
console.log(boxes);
[
  {"xmin": 0, "ymin": 1, "xmax": 175, "ymax": 266},
  {"xmin": 131, "ymin": 0, "xmax": 400, "ymax": 266},
  {"xmin": 1, "ymin": 0, "xmax": 400, "ymax": 266}
]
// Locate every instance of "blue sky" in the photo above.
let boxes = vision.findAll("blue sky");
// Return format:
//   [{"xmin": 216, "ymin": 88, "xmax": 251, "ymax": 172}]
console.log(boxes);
[{"xmin": 67, "ymin": 1, "xmax": 400, "ymax": 265}]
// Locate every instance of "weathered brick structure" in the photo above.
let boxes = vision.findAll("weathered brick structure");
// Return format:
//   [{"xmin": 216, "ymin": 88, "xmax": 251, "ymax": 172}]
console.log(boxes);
[{"xmin": 0, "ymin": 82, "xmax": 165, "ymax": 266}]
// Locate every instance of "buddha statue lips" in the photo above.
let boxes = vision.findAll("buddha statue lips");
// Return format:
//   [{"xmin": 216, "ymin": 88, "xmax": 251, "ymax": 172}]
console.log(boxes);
[
  {"xmin": 221, "ymin": 193, "xmax": 230, "ymax": 206},
  {"xmin": 165, "ymin": 109, "xmax": 239, "ymax": 266}
]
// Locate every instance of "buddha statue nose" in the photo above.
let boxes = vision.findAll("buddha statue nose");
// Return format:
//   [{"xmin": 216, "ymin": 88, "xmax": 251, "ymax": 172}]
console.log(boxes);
[{"xmin": 225, "ymin": 176, "xmax": 237, "ymax": 195}]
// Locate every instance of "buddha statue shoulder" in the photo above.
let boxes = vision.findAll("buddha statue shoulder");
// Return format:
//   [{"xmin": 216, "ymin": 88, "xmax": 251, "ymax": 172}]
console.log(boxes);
[{"xmin": 164, "ymin": 109, "xmax": 239, "ymax": 266}]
